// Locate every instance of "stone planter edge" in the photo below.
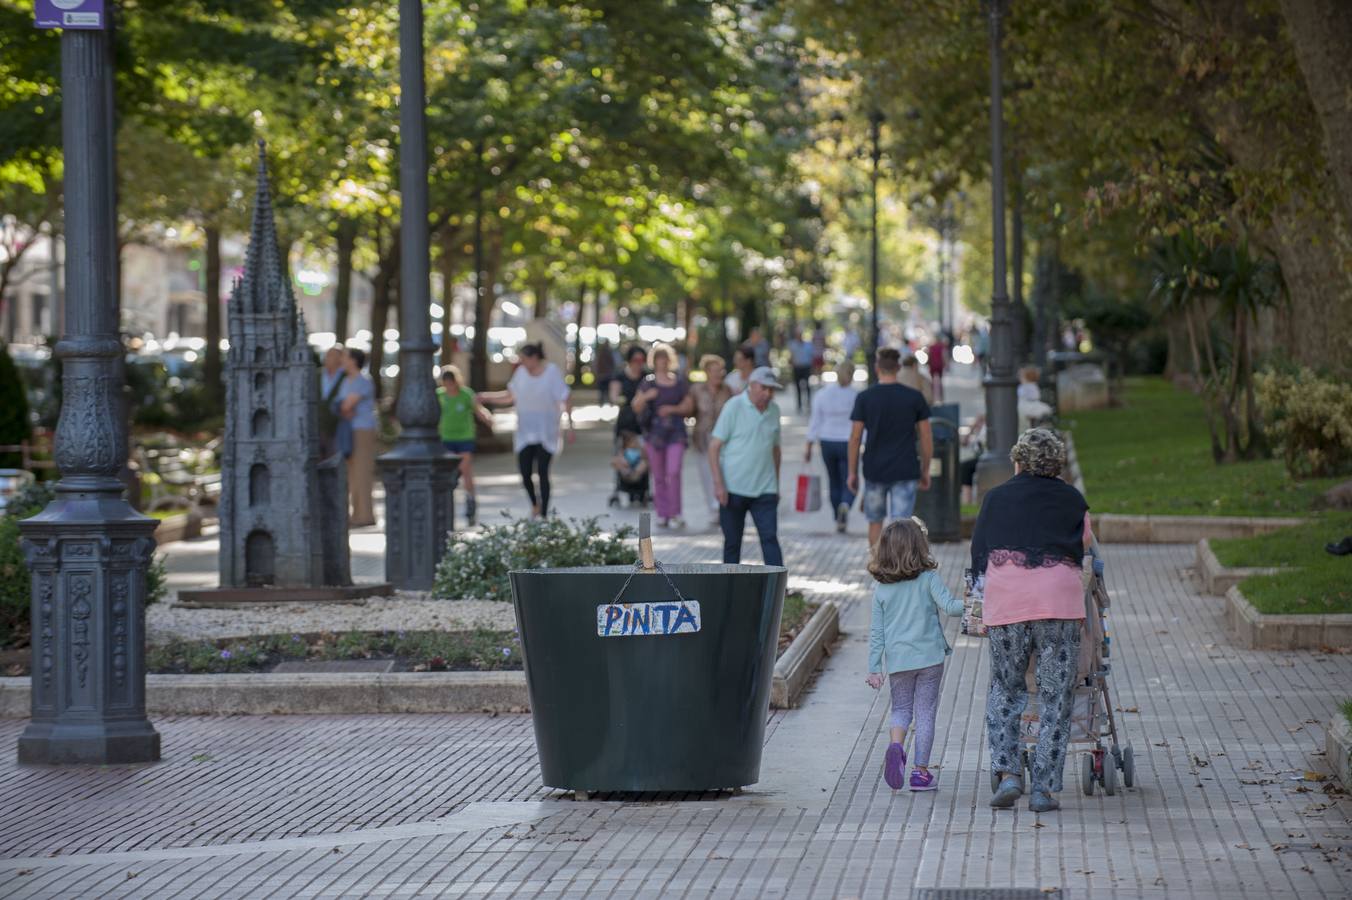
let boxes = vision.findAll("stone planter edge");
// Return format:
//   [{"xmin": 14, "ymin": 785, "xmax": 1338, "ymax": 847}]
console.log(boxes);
[
  {"xmin": 1095, "ymin": 514, "xmax": 1305, "ymax": 545},
  {"xmin": 771, "ymin": 600, "xmax": 840, "ymax": 710},
  {"xmin": 1195, "ymin": 538, "xmax": 1284, "ymax": 595},
  {"xmin": 1326, "ymin": 714, "xmax": 1352, "ymax": 791},
  {"xmin": 1224, "ymin": 585, "xmax": 1352, "ymax": 650},
  {"xmin": 0, "ymin": 671, "xmax": 530, "ymax": 718}
]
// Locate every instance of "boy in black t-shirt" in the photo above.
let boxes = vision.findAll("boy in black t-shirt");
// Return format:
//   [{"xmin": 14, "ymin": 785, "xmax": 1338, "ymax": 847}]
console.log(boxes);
[{"xmin": 848, "ymin": 347, "xmax": 933, "ymax": 547}]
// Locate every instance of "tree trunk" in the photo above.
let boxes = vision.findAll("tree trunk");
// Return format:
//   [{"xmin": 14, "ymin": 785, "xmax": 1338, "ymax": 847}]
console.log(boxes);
[
  {"xmin": 438, "ymin": 228, "xmax": 459, "ymax": 367},
  {"xmin": 572, "ymin": 285, "xmax": 586, "ymax": 383},
  {"xmin": 334, "ymin": 218, "xmax": 356, "ymax": 342},
  {"xmin": 533, "ymin": 273, "xmax": 551, "ymax": 320},
  {"xmin": 1278, "ymin": 0, "xmax": 1352, "ymax": 226},
  {"xmin": 1010, "ymin": 167, "xmax": 1028, "ymax": 363},
  {"xmin": 369, "ymin": 234, "xmax": 399, "ymax": 402},
  {"xmin": 203, "ymin": 223, "xmax": 223, "ymax": 414},
  {"xmin": 470, "ymin": 229, "xmax": 501, "ymax": 392}
]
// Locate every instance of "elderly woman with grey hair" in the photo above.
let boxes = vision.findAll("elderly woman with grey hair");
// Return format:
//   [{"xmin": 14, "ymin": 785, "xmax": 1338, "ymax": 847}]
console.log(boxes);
[{"xmin": 972, "ymin": 427, "xmax": 1093, "ymax": 814}]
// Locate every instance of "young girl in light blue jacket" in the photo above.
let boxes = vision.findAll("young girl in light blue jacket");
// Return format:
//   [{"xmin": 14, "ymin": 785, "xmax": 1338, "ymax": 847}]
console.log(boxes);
[{"xmin": 865, "ymin": 517, "xmax": 964, "ymax": 791}]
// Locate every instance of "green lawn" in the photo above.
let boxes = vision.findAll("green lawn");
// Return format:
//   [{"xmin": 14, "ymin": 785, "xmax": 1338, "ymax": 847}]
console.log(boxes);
[
  {"xmin": 1066, "ymin": 377, "xmax": 1342, "ymax": 517},
  {"xmin": 1210, "ymin": 512, "xmax": 1352, "ymax": 614}
]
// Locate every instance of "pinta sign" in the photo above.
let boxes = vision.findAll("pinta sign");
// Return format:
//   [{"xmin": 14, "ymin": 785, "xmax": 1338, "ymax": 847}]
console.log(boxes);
[
  {"xmin": 34, "ymin": 0, "xmax": 106, "ymax": 29},
  {"xmin": 596, "ymin": 600, "xmax": 701, "ymax": 637}
]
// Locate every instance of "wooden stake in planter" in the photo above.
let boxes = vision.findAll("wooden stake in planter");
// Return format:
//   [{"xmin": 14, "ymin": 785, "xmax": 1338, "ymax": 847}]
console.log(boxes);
[{"xmin": 639, "ymin": 512, "xmax": 655, "ymax": 572}]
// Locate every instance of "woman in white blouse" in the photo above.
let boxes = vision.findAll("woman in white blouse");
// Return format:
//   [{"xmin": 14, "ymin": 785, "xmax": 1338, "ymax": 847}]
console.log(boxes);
[
  {"xmin": 805, "ymin": 360, "xmax": 860, "ymax": 532},
  {"xmin": 480, "ymin": 342, "xmax": 574, "ymax": 518}
]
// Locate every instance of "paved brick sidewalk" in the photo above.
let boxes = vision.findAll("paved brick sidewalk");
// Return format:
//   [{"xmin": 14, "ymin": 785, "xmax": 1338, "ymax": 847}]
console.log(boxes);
[
  {"xmin": 3, "ymin": 535, "xmax": 1350, "ymax": 898},
  {"xmin": 5, "ymin": 368, "xmax": 1350, "ymax": 897}
]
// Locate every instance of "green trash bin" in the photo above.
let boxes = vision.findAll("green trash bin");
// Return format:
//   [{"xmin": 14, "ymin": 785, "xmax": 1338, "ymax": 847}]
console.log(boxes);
[{"xmin": 510, "ymin": 561, "xmax": 787, "ymax": 793}]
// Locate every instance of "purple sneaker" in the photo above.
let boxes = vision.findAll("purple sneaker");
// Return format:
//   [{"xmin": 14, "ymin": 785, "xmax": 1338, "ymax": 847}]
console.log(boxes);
[
  {"xmin": 910, "ymin": 768, "xmax": 937, "ymax": 791},
  {"xmin": 884, "ymin": 742, "xmax": 907, "ymax": 790}
]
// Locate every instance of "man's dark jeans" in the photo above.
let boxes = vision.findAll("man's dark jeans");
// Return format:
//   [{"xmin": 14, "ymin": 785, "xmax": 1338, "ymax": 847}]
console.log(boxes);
[{"xmin": 720, "ymin": 492, "xmax": 783, "ymax": 566}]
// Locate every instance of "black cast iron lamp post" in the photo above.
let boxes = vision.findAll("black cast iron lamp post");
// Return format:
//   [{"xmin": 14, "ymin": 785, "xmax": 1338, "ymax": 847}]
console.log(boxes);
[
  {"xmin": 377, "ymin": 0, "xmax": 457, "ymax": 590},
  {"xmin": 18, "ymin": 16, "xmax": 161, "ymax": 765},
  {"xmin": 974, "ymin": 0, "xmax": 1019, "ymax": 496}
]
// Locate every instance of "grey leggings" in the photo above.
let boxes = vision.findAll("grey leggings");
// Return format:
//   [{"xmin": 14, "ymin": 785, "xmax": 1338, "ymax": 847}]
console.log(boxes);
[{"xmin": 888, "ymin": 663, "xmax": 944, "ymax": 766}]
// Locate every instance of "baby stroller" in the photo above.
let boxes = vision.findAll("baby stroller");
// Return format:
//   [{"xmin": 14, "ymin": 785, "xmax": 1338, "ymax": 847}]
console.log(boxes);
[
  {"xmin": 992, "ymin": 540, "xmax": 1139, "ymax": 796},
  {"xmin": 607, "ymin": 430, "xmax": 651, "ymax": 508}
]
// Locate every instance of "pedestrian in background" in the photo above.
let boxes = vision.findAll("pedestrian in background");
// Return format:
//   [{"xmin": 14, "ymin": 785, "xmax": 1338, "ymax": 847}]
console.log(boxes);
[
  {"xmin": 318, "ymin": 345, "xmax": 347, "ymax": 459},
  {"xmin": 610, "ymin": 344, "xmax": 649, "ymax": 436},
  {"xmin": 708, "ymin": 367, "xmax": 783, "ymax": 566},
  {"xmin": 899, "ymin": 354, "xmax": 934, "ymax": 405},
  {"xmin": 724, "ymin": 344, "xmax": 756, "ymax": 394},
  {"xmin": 848, "ymin": 347, "xmax": 933, "ymax": 547},
  {"xmin": 865, "ymin": 518, "xmax": 964, "ymax": 791},
  {"xmin": 805, "ymin": 360, "xmax": 859, "ymax": 532},
  {"xmin": 926, "ymin": 335, "xmax": 947, "ymax": 402},
  {"xmin": 437, "ymin": 365, "xmax": 493, "ymax": 526},
  {"xmin": 789, "ymin": 329, "xmax": 816, "ymax": 412},
  {"xmin": 339, "ymin": 347, "xmax": 377, "ymax": 527},
  {"xmin": 482, "ymin": 343, "xmax": 574, "ymax": 519},
  {"xmin": 593, "ymin": 338, "xmax": 616, "ymax": 406},
  {"xmin": 690, "ymin": 353, "xmax": 733, "ymax": 525},
  {"xmin": 632, "ymin": 343, "xmax": 693, "ymax": 529}
]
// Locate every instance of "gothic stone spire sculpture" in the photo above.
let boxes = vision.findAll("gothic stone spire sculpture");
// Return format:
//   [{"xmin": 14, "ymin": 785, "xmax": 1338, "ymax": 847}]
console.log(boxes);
[{"xmin": 218, "ymin": 143, "xmax": 350, "ymax": 588}]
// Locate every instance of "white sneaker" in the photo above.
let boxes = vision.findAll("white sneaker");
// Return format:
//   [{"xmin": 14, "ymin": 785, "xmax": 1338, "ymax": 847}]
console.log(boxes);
[{"xmin": 669, "ymin": 517, "xmax": 686, "ymax": 529}]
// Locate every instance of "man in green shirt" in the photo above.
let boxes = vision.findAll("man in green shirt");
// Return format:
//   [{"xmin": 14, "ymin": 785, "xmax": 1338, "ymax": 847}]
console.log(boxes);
[
  {"xmin": 438, "ymin": 366, "xmax": 493, "ymax": 525},
  {"xmin": 708, "ymin": 367, "xmax": 783, "ymax": 566}
]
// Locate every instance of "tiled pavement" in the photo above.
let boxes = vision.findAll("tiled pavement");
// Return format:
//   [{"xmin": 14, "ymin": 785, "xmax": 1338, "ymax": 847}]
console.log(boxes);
[{"xmin": 3, "ymin": 374, "xmax": 1352, "ymax": 898}]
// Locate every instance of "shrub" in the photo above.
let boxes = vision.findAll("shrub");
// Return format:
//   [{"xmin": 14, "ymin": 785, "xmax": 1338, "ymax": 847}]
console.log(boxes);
[
  {"xmin": 1255, "ymin": 368, "xmax": 1352, "ymax": 478},
  {"xmin": 433, "ymin": 515, "xmax": 636, "ymax": 601},
  {"xmin": 1, "ymin": 482, "xmax": 166, "ymax": 648}
]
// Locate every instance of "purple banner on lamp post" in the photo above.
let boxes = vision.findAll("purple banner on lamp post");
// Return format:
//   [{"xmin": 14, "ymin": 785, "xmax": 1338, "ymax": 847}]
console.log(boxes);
[{"xmin": 34, "ymin": 0, "xmax": 106, "ymax": 30}]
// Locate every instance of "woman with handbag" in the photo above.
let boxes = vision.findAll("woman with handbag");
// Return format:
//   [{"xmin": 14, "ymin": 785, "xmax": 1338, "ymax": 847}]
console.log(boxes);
[
  {"xmin": 631, "ymin": 343, "xmax": 693, "ymax": 528},
  {"xmin": 972, "ymin": 428, "xmax": 1093, "ymax": 814},
  {"xmin": 805, "ymin": 360, "xmax": 860, "ymax": 532}
]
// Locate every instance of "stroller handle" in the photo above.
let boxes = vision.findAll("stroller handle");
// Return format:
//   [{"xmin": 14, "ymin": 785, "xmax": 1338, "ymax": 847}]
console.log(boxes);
[{"xmin": 1088, "ymin": 537, "xmax": 1106, "ymax": 577}]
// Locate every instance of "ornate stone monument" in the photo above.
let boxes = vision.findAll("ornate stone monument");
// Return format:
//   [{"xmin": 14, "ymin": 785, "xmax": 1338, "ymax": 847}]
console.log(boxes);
[{"xmin": 213, "ymin": 145, "xmax": 352, "ymax": 592}]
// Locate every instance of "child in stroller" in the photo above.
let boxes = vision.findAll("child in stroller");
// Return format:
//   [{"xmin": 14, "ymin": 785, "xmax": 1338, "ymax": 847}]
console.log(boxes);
[{"xmin": 609, "ymin": 430, "xmax": 651, "ymax": 507}]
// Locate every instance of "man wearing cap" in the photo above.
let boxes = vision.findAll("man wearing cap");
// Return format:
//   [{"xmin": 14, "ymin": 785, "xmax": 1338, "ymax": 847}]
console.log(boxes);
[{"xmin": 707, "ymin": 367, "xmax": 784, "ymax": 566}]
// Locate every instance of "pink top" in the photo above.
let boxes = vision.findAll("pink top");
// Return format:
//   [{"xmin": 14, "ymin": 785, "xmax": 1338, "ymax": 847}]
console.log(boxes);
[{"xmin": 983, "ymin": 514, "xmax": 1093, "ymax": 626}]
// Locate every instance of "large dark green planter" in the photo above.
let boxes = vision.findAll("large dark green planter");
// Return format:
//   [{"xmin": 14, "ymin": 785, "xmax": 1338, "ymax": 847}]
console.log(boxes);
[{"xmin": 510, "ymin": 563, "xmax": 787, "ymax": 793}]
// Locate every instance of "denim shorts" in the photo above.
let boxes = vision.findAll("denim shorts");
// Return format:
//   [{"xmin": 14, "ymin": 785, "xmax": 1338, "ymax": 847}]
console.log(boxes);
[
  {"xmin": 443, "ymin": 440, "xmax": 476, "ymax": 454},
  {"xmin": 862, "ymin": 479, "xmax": 919, "ymax": 523}
]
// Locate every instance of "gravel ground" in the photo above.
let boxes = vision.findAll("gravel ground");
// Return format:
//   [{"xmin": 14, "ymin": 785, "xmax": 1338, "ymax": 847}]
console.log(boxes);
[{"xmin": 146, "ymin": 595, "xmax": 516, "ymax": 644}]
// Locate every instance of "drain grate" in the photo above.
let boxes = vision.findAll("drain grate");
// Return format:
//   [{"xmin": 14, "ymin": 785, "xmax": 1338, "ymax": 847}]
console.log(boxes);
[{"xmin": 913, "ymin": 886, "xmax": 1059, "ymax": 891}]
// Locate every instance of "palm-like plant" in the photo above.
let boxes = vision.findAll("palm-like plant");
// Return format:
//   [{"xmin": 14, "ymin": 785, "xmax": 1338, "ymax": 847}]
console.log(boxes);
[{"xmin": 1149, "ymin": 231, "xmax": 1282, "ymax": 462}]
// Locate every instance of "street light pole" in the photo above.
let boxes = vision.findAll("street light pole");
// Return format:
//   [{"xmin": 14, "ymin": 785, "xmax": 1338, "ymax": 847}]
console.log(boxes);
[
  {"xmin": 378, "ymin": 0, "xmax": 457, "ymax": 590},
  {"xmin": 868, "ymin": 109, "xmax": 884, "ymax": 381},
  {"xmin": 18, "ymin": 21, "xmax": 160, "ymax": 765},
  {"xmin": 974, "ymin": 0, "xmax": 1019, "ymax": 496}
]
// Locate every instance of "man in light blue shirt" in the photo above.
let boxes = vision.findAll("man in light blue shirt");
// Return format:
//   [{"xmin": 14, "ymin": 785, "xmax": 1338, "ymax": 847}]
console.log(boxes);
[{"xmin": 708, "ymin": 367, "xmax": 783, "ymax": 566}]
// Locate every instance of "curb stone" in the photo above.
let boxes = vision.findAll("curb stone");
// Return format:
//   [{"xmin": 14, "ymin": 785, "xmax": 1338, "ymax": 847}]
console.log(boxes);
[
  {"xmin": 1195, "ymin": 538, "xmax": 1285, "ymax": 595},
  {"xmin": 1224, "ymin": 585, "xmax": 1352, "ymax": 650},
  {"xmin": 0, "ymin": 671, "xmax": 529, "ymax": 718},
  {"xmin": 1096, "ymin": 514, "xmax": 1305, "ymax": 545},
  {"xmin": 1327, "ymin": 715, "xmax": 1352, "ymax": 791},
  {"xmin": 771, "ymin": 601, "xmax": 840, "ymax": 709}
]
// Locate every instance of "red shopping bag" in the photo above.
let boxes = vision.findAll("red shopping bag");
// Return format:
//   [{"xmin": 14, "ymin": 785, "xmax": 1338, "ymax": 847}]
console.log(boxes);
[{"xmin": 795, "ymin": 470, "xmax": 822, "ymax": 513}]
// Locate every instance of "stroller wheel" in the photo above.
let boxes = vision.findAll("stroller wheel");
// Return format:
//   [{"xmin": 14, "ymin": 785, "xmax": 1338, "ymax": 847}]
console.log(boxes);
[
  {"xmin": 1122, "ymin": 745, "xmax": 1135, "ymax": 788},
  {"xmin": 1102, "ymin": 751, "xmax": 1118, "ymax": 796},
  {"xmin": 1080, "ymin": 754, "xmax": 1095, "ymax": 796},
  {"xmin": 607, "ymin": 494, "xmax": 620, "ymax": 508}
]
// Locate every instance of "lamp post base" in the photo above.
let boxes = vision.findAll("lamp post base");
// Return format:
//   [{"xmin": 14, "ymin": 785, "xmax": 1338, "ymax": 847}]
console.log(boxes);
[
  {"xmin": 378, "ymin": 439, "xmax": 458, "ymax": 591},
  {"xmin": 18, "ymin": 497, "xmax": 161, "ymax": 766},
  {"xmin": 19, "ymin": 719, "xmax": 160, "ymax": 766}
]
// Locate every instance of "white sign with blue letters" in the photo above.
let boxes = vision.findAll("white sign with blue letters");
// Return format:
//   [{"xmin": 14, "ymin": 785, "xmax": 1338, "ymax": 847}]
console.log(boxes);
[{"xmin": 596, "ymin": 600, "xmax": 701, "ymax": 637}]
